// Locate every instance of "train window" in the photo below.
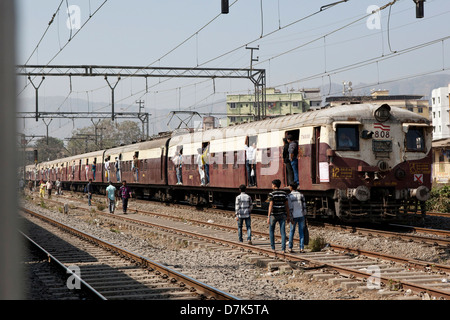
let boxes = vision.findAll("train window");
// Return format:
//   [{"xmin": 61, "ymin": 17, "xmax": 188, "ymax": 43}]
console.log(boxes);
[
  {"xmin": 336, "ymin": 126, "xmax": 359, "ymax": 151},
  {"xmin": 406, "ymin": 127, "xmax": 425, "ymax": 152}
]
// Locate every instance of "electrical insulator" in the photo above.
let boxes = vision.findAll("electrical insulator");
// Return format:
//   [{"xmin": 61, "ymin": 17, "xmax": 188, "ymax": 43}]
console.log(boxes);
[
  {"xmin": 414, "ymin": 0, "xmax": 424, "ymax": 18},
  {"xmin": 221, "ymin": 0, "xmax": 229, "ymax": 14}
]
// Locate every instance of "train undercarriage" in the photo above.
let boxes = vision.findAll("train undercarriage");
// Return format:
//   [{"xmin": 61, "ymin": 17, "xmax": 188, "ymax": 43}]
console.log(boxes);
[{"xmin": 60, "ymin": 180, "xmax": 426, "ymax": 224}]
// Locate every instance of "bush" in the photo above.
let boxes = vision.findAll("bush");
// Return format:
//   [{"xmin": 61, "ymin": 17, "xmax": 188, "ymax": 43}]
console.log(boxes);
[
  {"xmin": 426, "ymin": 185, "xmax": 450, "ymax": 213},
  {"xmin": 308, "ymin": 236, "xmax": 326, "ymax": 252}
]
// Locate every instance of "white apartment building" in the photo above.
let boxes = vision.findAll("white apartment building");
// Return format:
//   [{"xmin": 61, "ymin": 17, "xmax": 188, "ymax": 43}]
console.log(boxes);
[{"xmin": 431, "ymin": 84, "xmax": 450, "ymax": 141}]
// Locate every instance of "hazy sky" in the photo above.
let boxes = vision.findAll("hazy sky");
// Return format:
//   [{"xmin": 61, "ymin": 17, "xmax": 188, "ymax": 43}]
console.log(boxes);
[{"xmin": 16, "ymin": 0, "xmax": 450, "ymax": 137}]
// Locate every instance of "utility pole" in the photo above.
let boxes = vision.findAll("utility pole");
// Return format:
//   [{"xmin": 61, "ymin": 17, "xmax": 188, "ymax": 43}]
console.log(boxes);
[{"xmin": 246, "ymin": 46, "xmax": 263, "ymax": 120}]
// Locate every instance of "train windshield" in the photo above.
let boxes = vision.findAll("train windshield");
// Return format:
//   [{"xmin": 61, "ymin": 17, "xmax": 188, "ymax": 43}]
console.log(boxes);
[
  {"xmin": 406, "ymin": 126, "xmax": 425, "ymax": 151},
  {"xmin": 336, "ymin": 125, "xmax": 359, "ymax": 151}
]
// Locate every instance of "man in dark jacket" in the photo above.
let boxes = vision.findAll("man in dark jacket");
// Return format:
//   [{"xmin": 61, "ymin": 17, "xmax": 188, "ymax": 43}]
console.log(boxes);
[
  {"xmin": 283, "ymin": 138, "xmax": 294, "ymax": 185},
  {"xmin": 85, "ymin": 179, "xmax": 94, "ymax": 206}
]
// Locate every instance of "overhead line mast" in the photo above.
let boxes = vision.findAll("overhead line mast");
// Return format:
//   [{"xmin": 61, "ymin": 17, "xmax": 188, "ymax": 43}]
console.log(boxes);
[{"xmin": 17, "ymin": 64, "xmax": 267, "ymax": 122}]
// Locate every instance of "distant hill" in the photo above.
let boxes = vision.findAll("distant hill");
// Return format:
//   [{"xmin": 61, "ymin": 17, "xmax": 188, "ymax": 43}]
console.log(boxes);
[{"xmin": 321, "ymin": 74, "xmax": 450, "ymax": 99}]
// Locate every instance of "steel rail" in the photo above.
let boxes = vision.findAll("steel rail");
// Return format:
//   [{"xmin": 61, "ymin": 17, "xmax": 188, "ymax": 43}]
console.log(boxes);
[
  {"xmin": 20, "ymin": 230, "xmax": 107, "ymax": 300},
  {"xmin": 20, "ymin": 207, "xmax": 239, "ymax": 300},
  {"xmin": 97, "ymin": 209, "xmax": 450, "ymax": 300},
  {"xmin": 31, "ymin": 197, "xmax": 450, "ymax": 299}
]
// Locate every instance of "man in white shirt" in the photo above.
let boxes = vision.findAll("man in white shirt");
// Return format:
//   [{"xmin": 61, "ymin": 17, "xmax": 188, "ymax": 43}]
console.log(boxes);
[{"xmin": 287, "ymin": 183, "xmax": 307, "ymax": 253}]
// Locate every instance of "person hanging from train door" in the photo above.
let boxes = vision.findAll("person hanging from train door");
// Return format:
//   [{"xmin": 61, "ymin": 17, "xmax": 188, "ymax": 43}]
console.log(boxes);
[
  {"xmin": 115, "ymin": 156, "xmax": 121, "ymax": 182},
  {"xmin": 85, "ymin": 159, "xmax": 89, "ymax": 180},
  {"xmin": 283, "ymin": 138, "xmax": 294, "ymax": 186},
  {"xmin": 197, "ymin": 148, "xmax": 206, "ymax": 186},
  {"xmin": 105, "ymin": 157, "xmax": 111, "ymax": 182},
  {"xmin": 287, "ymin": 135, "xmax": 299, "ymax": 186},
  {"xmin": 202, "ymin": 142, "xmax": 210, "ymax": 186},
  {"xmin": 244, "ymin": 138, "xmax": 256, "ymax": 187},
  {"xmin": 92, "ymin": 159, "xmax": 97, "ymax": 181},
  {"xmin": 132, "ymin": 153, "xmax": 139, "ymax": 182},
  {"xmin": 249, "ymin": 142, "xmax": 257, "ymax": 187},
  {"xmin": 172, "ymin": 148, "xmax": 183, "ymax": 185},
  {"xmin": 71, "ymin": 160, "xmax": 76, "ymax": 181}
]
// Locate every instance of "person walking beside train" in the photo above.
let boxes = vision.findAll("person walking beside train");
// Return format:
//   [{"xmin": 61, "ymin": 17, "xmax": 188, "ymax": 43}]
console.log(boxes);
[
  {"xmin": 235, "ymin": 184, "xmax": 253, "ymax": 244},
  {"xmin": 287, "ymin": 135, "xmax": 299, "ymax": 186},
  {"xmin": 85, "ymin": 179, "xmax": 94, "ymax": 206},
  {"xmin": 106, "ymin": 181, "xmax": 117, "ymax": 214},
  {"xmin": 55, "ymin": 178, "xmax": 62, "ymax": 195},
  {"xmin": 119, "ymin": 180, "xmax": 132, "ymax": 214},
  {"xmin": 39, "ymin": 180, "xmax": 46, "ymax": 199},
  {"xmin": 287, "ymin": 183, "xmax": 307, "ymax": 253},
  {"xmin": 46, "ymin": 180, "xmax": 53, "ymax": 199},
  {"xmin": 267, "ymin": 179, "xmax": 290, "ymax": 253}
]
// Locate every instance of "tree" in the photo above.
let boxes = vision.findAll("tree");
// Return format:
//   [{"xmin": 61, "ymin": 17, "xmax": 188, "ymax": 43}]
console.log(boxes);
[
  {"xmin": 67, "ymin": 120, "xmax": 142, "ymax": 155},
  {"xmin": 34, "ymin": 137, "xmax": 67, "ymax": 163}
]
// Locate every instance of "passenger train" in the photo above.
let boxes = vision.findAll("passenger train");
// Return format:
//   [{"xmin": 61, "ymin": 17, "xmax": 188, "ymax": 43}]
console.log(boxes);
[{"xmin": 26, "ymin": 103, "xmax": 432, "ymax": 223}]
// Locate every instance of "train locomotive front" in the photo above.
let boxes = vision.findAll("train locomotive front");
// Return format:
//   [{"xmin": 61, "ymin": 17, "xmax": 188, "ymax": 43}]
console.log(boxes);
[{"xmin": 317, "ymin": 104, "xmax": 432, "ymax": 223}]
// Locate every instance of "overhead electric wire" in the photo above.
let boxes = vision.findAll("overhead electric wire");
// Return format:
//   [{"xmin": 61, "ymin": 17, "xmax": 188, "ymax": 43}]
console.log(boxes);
[
  {"xmin": 90, "ymin": 0, "xmax": 352, "ymax": 114},
  {"xmin": 18, "ymin": 0, "xmax": 109, "ymax": 97},
  {"xmin": 23, "ymin": 0, "xmax": 65, "ymax": 66}
]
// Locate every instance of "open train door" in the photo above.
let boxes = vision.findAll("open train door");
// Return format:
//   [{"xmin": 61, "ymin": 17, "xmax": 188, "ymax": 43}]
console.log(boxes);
[
  {"xmin": 311, "ymin": 126, "xmax": 321, "ymax": 184},
  {"xmin": 164, "ymin": 137, "xmax": 171, "ymax": 185}
]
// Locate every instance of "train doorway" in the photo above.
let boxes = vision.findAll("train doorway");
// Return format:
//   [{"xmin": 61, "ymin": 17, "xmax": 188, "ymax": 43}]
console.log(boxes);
[
  {"xmin": 285, "ymin": 129, "xmax": 299, "ymax": 187},
  {"xmin": 311, "ymin": 127, "xmax": 321, "ymax": 184}
]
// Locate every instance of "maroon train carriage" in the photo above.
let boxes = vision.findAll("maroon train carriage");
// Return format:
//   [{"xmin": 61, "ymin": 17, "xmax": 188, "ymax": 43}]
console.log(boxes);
[{"xmin": 27, "ymin": 103, "xmax": 432, "ymax": 223}]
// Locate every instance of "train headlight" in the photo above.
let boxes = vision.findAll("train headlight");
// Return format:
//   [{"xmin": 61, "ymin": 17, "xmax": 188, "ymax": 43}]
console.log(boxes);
[
  {"xmin": 409, "ymin": 186, "xmax": 430, "ymax": 201},
  {"xmin": 374, "ymin": 104, "xmax": 391, "ymax": 122}
]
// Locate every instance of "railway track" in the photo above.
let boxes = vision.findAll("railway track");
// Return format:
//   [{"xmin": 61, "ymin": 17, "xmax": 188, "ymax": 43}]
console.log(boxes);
[
  {"xmin": 20, "ymin": 207, "xmax": 239, "ymax": 300},
  {"xmin": 43, "ymin": 190, "xmax": 450, "ymax": 246},
  {"xmin": 26, "ymin": 194, "xmax": 450, "ymax": 300}
]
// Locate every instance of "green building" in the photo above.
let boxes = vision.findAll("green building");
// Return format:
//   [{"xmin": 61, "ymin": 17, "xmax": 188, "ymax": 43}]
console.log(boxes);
[{"xmin": 226, "ymin": 88, "xmax": 320, "ymax": 126}]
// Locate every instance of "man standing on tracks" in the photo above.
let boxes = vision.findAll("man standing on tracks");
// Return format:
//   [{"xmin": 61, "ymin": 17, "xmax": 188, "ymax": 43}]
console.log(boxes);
[
  {"xmin": 287, "ymin": 183, "xmax": 306, "ymax": 253},
  {"xmin": 267, "ymin": 179, "xmax": 290, "ymax": 253},
  {"xmin": 106, "ymin": 181, "xmax": 117, "ymax": 214},
  {"xmin": 119, "ymin": 180, "xmax": 132, "ymax": 214},
  {"xmin": 235, "ymin": 184, "xmax": 253, "ymax": 244}
]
